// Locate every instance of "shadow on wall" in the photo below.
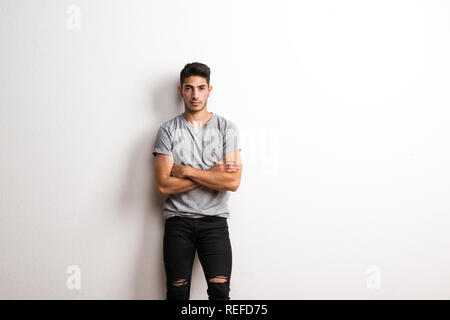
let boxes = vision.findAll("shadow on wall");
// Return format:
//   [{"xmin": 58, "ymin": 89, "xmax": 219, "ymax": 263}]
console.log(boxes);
[{"xmin": 117, "ymin": 75, "xmax": 183, "ymax": 299}]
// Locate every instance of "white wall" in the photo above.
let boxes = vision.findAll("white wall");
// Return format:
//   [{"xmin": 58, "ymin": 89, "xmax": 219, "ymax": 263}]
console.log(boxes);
[{"xmin": 1, "ymin": 0, "xmax": 449, "ymax": 299}]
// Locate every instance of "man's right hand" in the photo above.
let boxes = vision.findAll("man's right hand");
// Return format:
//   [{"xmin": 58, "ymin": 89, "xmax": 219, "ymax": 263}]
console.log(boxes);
[{"xmin": 209, "ymin": 161, "xmax": 240, "ymax": 172}]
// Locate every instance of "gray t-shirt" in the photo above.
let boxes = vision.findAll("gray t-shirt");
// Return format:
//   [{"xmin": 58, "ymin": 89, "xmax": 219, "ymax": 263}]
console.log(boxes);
[{"xmin": 153, "ymin": 112, "xmax": 241, "ymax": 220}]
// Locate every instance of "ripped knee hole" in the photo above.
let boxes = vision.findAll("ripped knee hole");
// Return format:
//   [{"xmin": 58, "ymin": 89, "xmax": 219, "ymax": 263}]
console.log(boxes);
[
  {"xmin": 208, "ymin": 276, "xmax": 228, "ymax": 283},
  {"xmin": 172, "ymin": 279, "xmax": 189, "ymax": 287}
]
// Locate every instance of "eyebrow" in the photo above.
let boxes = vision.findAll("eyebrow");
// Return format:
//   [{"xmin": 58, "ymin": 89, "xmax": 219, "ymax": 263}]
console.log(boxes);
[{"xmin": 183, "ymin": 84, "xmax": 207, "ymax": 88}]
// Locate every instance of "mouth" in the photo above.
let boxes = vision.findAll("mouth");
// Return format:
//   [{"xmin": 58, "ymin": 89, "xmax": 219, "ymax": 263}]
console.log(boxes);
[{"xmin": 192, "ymin": 101, "xmax": 201, "ymax": 105}]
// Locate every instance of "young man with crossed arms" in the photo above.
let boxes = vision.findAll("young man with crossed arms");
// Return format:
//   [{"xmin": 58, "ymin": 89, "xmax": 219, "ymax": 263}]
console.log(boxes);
[{"xmin": 153, "ymin": 62, "xmax": 242, "ymax": 300}]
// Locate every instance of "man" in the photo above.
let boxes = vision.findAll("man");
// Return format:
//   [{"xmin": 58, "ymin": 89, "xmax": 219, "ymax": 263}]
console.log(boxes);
[{"xmin": 153, "ymin": 62, "xmax": 243, "ymax": 300}]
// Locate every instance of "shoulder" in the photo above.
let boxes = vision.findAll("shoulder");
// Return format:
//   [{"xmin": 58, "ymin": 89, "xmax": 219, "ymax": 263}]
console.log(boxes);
[
  {"xmin": 156, "ymin": 115, "xmax": 185, "ymax": 139},
  {"xmin": 214, "ymin": 113, "xmax": 239, "ymax": 132},
  {"xmin": 159, "ymin": 114, "xmax": 182, "ymax": 129}
]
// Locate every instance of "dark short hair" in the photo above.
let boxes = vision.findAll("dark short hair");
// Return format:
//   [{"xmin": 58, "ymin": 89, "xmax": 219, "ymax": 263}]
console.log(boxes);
[{"xmin": 180, "ymin": 62, "xmax": 211, "ymax": 87}]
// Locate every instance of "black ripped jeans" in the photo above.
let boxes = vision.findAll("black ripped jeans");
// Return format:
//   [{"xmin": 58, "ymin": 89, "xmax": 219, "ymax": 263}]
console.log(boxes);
[{"xmin": 163, "ymin": 215, "xmax": 232, "ymax": 300}]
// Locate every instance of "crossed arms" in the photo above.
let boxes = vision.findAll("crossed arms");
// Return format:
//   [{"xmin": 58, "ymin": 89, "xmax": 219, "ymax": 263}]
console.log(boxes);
[{"xmin": 154, "ymin": 150, "xmax": 242, "ymax": 196}]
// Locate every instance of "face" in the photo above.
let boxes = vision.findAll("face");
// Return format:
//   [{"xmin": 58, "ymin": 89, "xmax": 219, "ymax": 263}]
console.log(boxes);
[{"xmin": 178, "ymin": 75, "xmax": 212, "ymax": 112}]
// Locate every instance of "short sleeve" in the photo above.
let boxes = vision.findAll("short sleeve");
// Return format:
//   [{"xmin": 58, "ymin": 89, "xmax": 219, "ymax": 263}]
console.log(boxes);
[
  {"xmin": 153, "ymin": 126, "xmax": 173, "ymax": 157},
  {"xmin": 223, "ymin": 122, "xmax": 241, "ymax": 154}
]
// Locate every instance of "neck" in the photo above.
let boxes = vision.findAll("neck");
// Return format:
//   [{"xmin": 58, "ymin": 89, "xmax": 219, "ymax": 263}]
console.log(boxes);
[{"xmin": 183, "ymin": 109, "xmax": 212, "ymax": 128}]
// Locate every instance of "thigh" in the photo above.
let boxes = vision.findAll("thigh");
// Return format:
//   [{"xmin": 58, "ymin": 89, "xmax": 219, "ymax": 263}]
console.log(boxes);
[
  {"xmin": 196, "ymin": 217, "xmax": 232, "ymax": 280},
  {"xmin": 163, "ymin": 217, "xmax": 196, "ymax": 281}
]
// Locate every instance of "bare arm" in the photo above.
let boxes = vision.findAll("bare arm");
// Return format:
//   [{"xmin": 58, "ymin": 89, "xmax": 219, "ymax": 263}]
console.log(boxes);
[
  {"xmin": 186, "ymin": 166, "xmax": 239, "ymax": 191},
  {"xmin": 174, "ymin": 151, "xmax": 243, "ymax": 192},
  {"xmin": 154, "ymin": 154, "xmax": 200, "ymax": 196}
]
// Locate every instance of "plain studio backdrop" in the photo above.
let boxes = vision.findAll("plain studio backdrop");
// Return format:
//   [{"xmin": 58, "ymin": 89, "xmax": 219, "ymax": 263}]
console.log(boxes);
[{"xmin": 1, "ymin": 0, "xmax": 449, "ymax": 299}]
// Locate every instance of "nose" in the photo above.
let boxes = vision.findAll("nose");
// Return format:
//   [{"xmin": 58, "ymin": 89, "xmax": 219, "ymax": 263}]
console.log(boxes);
[{"xmin": 192, "ymin": 89, "xmax": 200, "ymax": 99}]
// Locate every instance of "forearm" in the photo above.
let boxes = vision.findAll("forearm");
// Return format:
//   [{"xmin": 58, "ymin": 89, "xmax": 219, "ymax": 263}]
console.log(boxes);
[
  {"xmin": 186, "ymin": 167, "xmax": 235, "ymax": 192},
  {"xmin": 161, "ymin": 176, "xmax": 201, "ymax": 195}
]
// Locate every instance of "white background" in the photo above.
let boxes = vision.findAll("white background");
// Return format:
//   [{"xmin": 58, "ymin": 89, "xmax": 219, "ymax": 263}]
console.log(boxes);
[{"xmin": 1, "ymin": 0, "xmax": 449, "ymax": 299}]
